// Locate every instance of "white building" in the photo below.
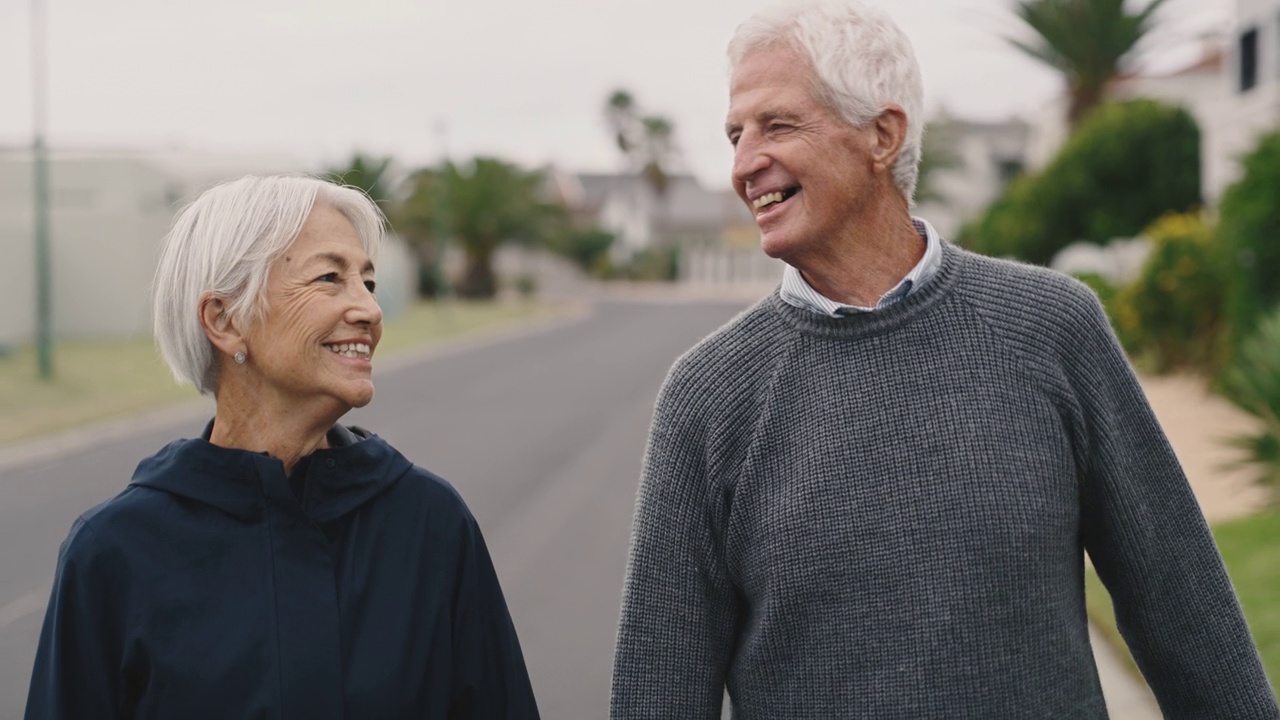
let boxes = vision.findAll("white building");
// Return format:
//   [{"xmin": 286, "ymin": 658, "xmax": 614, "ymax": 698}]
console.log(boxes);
[
  {"xmin": 0, "ymin": 148, "xmax": 415, "ymax": 348},
  {"xmin": 1212, "ymin": 0, "xmax": 1280, "ymax": 201},
  {"xmin": 914, "ymin": 116, "xmax": 1029, "ymax": 240}
]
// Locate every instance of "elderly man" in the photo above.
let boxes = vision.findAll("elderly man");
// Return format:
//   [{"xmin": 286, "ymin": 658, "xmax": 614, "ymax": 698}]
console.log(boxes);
[{"xmin": 610, "ymin": 1, "xmax": 1277, "ymax": 718}]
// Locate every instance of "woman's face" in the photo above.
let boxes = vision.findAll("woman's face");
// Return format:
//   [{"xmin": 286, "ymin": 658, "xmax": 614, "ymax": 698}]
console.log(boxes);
[{"xmin": 242, "ymin": 203, "xmax": 382, "ymax": 414}]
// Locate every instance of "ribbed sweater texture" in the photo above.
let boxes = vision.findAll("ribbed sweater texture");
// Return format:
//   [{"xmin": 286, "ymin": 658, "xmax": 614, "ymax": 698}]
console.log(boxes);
[{"xmin": 611, "ymin": 242, "xmax": 1278, "ymax": 719}]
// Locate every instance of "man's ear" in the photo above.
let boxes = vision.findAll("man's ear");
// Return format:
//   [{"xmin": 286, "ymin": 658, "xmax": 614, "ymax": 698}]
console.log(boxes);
[
  {"xmin": 198, "ymin": 292, "xmax": 246, "ymax": 358},
  {"xmin": 871, "ymin": 104, "xmax": 908, "ymax": 175}
]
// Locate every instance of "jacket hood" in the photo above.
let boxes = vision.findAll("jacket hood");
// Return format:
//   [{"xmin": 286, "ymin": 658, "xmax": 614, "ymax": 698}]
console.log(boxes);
[{"xmin": 129, "ymin": 422, "xmax": 414, "ymax": 524}]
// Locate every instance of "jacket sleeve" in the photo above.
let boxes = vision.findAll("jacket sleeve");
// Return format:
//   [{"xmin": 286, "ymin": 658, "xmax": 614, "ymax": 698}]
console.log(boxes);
[
  {"xmin": 610, "ymin": 367, "xmax": 739, "ymax": 720},
  {"xmin": 1066, "ymin": 290, "xmax": 1279, "ymax": 717},
  {"xmin": 25, "ymin": 517, "xmax": 130, "ymax": 719},
  {"xmin": 449, "ymin": 507, "xmax": 541, "ymax": 719}
]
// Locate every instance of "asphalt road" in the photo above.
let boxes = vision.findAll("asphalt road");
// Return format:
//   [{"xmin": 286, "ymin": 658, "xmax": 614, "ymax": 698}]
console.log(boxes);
[{"xmin": 0, "ymin": 299, "xmax": 749, "ymax": 719}]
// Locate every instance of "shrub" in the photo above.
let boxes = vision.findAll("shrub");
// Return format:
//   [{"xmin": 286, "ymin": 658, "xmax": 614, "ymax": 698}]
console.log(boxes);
[
  {"xmin": 961, "ymin": 100, "xmax": 1201, "ymax": 265},
  {"xmin": 1114, "ymin": 212, "xmax": 1227, "ymax": 373},
  {"xmin": 1220, "ymin": 304, "xmax": 1280, "ymax": 499},
  {"xmin": 1218, "ymin": 130, "xmax": 1280, "ymax": 354},
  {"xmin": 546, "ymin": 227, "xmax": 615, "ymax": 275}
]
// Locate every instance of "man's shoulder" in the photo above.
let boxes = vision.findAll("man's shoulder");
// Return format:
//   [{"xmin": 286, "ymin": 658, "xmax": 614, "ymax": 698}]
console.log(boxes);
[
  {"xmin": 954, "ymin": 247, "xmax": 1103, "ymax": 326},
  {"xmin": 667, "ymin": 293, "xmax": 788, "ymax": 384},
  {"xmin": 949, "ymin": 246, "xmax": 1116, "ymax": 368}
]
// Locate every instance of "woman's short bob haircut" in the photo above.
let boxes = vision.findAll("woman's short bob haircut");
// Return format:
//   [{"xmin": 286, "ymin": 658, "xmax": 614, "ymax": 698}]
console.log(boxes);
[
  {"xmin": 727, "ymin": 0, "xmax": 926, "ymax": 205},
  {"xmin": 153, "ymin": 175, "xmax": 385, "ymax": 396}
]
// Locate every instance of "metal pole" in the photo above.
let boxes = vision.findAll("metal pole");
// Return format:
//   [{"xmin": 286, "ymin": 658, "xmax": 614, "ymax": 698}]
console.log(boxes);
[
  {"xmin": 433, "ymin": 118, "xmax": 452, "ymax": 301},
  {"xmin": 32, "ymin": 0, "xmax": 54, "ymax": 381}
]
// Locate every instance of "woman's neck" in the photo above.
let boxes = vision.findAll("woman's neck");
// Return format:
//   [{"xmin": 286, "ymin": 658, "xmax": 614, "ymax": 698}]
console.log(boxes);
[{"xmin": 209, "ymin": 384, "xmax": 340, "ymax": 475}]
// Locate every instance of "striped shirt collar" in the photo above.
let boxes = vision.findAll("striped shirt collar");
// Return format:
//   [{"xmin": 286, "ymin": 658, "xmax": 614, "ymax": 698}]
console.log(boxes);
[{"xmin": 780, "ymin": 217, "xmax": 942, "ymax": 317}]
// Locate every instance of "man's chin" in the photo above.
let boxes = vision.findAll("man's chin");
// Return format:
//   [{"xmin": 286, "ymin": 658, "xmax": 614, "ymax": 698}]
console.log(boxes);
[{"xmin": 759, "ymin": 232, "xmax": 798, "ymax": 262}]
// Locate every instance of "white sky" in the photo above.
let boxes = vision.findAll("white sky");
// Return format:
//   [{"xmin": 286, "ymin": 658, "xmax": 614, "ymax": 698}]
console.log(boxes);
[{"xmin": 0, "ymin": 0, "xmax": 1231, "ymax": 189}]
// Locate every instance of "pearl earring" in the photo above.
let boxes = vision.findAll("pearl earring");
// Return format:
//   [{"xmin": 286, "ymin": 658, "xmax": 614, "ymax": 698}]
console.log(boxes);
[{"xmin": 233, "ymin": 351, "xmax": 246, "ymax": 365}]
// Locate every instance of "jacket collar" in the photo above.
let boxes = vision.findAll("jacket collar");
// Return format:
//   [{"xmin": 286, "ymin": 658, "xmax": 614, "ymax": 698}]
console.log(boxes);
[{"xmin": 129, "ymin": 421, "xmax": 414, "ymax": 524}]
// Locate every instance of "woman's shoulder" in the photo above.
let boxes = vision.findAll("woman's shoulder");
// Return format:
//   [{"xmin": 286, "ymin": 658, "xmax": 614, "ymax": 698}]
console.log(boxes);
[
  {"xmin": 56, "ymin": 484, "xmax": 168, "ymax": 569},
  {"xmin": 359, "ymin": 436, "xmax": 480, "ymax": 528}
]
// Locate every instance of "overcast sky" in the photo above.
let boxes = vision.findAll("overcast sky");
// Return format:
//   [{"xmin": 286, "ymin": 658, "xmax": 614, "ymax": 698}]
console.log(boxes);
[{"xmin": 0, "ymin": 0, "xmax": 1230, "ymax": 189}]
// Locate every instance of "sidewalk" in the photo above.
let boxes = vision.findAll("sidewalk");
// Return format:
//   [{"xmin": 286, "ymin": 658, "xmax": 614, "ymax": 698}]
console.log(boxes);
[{"xmin": 1092, "ymin": 372, "xmax": 1267, "ymax": 716}]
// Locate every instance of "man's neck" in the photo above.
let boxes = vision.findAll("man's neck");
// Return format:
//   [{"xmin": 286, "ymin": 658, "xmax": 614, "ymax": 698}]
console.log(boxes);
[{"xmin": 791, "ymin": 206, "xmax": 925, "ymax": 308}]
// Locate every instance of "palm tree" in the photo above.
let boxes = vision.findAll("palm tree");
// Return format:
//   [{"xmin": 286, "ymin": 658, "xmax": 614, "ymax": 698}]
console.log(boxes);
[
  {"xmin": 1008, "ymin": 0, "xmax": 1169, "ymax": 129},
  {"xmin": 325, "ymin": 153, "xmax": 394, "ymax": 206},
  {"xmin": 603, "ymin": 88, "xmax": 678, "ymax": 199},
  {"xmin": 396, "ymin": 158, "xmax": 562, "ymax": 299}
]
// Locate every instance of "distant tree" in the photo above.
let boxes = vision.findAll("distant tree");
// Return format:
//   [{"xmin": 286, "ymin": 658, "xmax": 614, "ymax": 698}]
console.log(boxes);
[
  {"xmin": 603, "ymin": 88, "xmax": 679, "ymax": 198},
  {"xmin": 960, "ymin": 99, "xmax": 1199, "ymax": 265},
  {"xmin": 1008, "ymin": 0, "xmax": 1169, "ymax": 129},
  {"xmin": 397, "ymin": 158, "xmax": 562, "ymax": 299},
  {"xmin": 915, "ymin": 119, "xmax": 963, "ymax": 205},
  {"xmin": 1218, "ymin": 130, "xmax": 1280, "ymax": 353},
  {"xmin": 325, "ymin": 153, "xmax": 395, "ymax": 206}
]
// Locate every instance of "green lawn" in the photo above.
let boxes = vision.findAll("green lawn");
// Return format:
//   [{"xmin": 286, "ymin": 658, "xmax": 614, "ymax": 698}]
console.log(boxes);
[
  {"xmin": 1086, "ymin": 509, "xmax": 1280, "ymax": 687},
  {"xmin": 0, "ymin": 299, "xmax": 561, "ymax": 448}
]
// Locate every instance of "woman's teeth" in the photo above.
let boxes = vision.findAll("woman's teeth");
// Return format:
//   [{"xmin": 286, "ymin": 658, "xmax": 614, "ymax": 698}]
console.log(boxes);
[{"xmin": 326, "ymin": 343, "xmax": 370, "ymax": 359}]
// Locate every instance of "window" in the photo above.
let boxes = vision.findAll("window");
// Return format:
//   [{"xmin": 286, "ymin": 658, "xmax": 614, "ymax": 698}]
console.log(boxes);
[{"xmin": 1240, "ymin": 27, "xmax": 1259, "ymax": 93}]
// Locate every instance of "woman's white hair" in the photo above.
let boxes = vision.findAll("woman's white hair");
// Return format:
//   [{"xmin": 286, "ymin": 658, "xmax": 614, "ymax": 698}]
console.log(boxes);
[
  {"xmin": 152, "ymin": 175, "xmax": 385, "ymax": 396},
  {"xmin": 728, "ymin": 0, "xmax": 926, "ymax": 205}
]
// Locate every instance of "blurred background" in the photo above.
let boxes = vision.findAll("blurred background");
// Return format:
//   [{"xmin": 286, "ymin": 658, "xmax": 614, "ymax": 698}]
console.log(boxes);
[{"xmin": 1, "ymin": 0, "xmax": 1277, "ymax": 715}]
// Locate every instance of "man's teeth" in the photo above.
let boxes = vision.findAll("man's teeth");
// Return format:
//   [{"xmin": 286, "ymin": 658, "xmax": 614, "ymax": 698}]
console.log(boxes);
[
  {"xmin": 325, "ymin": 343, "xmax": 371, "ymax": 359},
  {"xmin": 753, "ymin": 191, "xmax": 786, "ymax": 210}
]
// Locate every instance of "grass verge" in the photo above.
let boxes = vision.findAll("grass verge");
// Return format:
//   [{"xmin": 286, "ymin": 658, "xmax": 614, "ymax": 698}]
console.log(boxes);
[
  {"xmin": 1086, "ymin": 508, "xmax": 1280, "ymax": 688},
  {"xmin": 0, "ymin": 299, "xmax": 561, "ymax": 448}
]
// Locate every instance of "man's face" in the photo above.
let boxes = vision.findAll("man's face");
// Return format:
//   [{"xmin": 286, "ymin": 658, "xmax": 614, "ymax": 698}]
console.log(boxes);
[{"xmin": 726, "ymin": 45, "xmax": 880, "ymax": 264}]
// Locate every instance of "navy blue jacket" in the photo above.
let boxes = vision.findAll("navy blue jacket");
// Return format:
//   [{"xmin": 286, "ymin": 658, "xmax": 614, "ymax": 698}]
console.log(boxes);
[{"xmin": 25, "ymin": 424, "xmax": 539, "ymax": 719}]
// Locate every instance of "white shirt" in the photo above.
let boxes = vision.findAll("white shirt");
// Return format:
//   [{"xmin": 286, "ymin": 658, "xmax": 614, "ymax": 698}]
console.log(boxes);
[{"xmin": 779, "ymin": 217, "xmax": 942, "ymax": 317}]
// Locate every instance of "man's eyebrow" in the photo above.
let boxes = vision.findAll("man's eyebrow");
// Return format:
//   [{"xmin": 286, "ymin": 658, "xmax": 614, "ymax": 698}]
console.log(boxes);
[{"xmin": 725, "ymin": 109, "xmax": 803, "ymax": 136}]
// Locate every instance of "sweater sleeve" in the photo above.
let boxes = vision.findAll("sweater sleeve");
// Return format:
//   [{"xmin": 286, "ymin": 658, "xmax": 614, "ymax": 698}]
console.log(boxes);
[
  {"xmin": 611, "ymin": 365, "xmax": 740, "ymax": 720},
  {"xmin": 1066, "ymin": 290, "xmax": 1279, "ymax": 717},
  {"xmin": 24, "ymin": 518, "xmax": 131, "ymax": 720}
]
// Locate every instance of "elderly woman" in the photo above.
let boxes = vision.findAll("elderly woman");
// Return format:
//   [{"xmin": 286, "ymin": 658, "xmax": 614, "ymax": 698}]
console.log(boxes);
[{"xmin": 25, "ymin": 176, "xmax": 540, "ymax": 718}]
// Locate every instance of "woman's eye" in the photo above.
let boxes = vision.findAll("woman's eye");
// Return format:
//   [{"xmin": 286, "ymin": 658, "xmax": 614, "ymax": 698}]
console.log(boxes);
[
  {"xmin": 316, "ymin": 272, "xmax": 339, "ymax": 283},
  {"xmin": 364, "ymin": 280, "xmax": 377, "ymax": 294}
]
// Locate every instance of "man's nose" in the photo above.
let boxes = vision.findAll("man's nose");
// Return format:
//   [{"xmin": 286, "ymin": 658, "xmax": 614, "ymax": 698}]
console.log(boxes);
[{"xmin": 732, "ymin": 135, "xmax": 769, "ymax": 185}]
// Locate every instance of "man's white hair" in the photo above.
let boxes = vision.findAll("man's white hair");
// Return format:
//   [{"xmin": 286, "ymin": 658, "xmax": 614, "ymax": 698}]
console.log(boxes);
[
  {"xmin": 152, "ymin": 175, "xmax": 385, "ymax": 396},
  {"xmin": 728, "ymin": 0, "xmax": 925, "ymax": 205}
]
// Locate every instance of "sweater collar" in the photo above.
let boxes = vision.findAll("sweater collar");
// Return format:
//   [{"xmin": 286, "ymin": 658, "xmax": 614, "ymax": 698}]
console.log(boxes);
[
  {"xmin": 129, "ymin": 421, "xmax": 413, "ymax": 524},
  {"xmin": 768, "ymin": 239, "xmax": 967, "ymax": 340}
]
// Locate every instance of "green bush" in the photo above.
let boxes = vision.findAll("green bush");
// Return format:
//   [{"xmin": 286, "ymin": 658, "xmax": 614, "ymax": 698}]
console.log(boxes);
[
  {"xmin": 546, "ymin": 227, "xmax": 615, "ymax": 275},
  {"xmin": 1219, "ymin": 130, "xmax": 1280, "ymax": 353},
  {"xmin": 1113, "ymin": 212, "xmax": 1228, "ymax": 373},
  {"xmin": 1220, "ymin": 304, "xmax": 1280, "ymax": 498},
  {"xmin": 961, "ymin": 100, "xmax": 1201, "ymax": 265}
]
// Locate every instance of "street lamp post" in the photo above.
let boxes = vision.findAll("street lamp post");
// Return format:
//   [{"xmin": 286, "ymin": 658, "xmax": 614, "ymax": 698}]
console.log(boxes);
[{"xmin": 32, "ymin": 0, "xmax": 53, "ymax": 381}]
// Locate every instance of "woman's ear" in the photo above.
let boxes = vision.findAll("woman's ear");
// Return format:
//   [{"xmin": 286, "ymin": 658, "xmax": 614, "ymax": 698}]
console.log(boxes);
[{"xmin": 198, "ymin": 292, "xmax": 245, "ymax": 358}]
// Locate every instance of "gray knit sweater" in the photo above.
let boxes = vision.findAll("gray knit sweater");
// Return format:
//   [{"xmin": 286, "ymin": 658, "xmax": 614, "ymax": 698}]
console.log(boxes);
[{"xmin": 611, "ymin": 242, "xmax": 1278, "ymax": 719}]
